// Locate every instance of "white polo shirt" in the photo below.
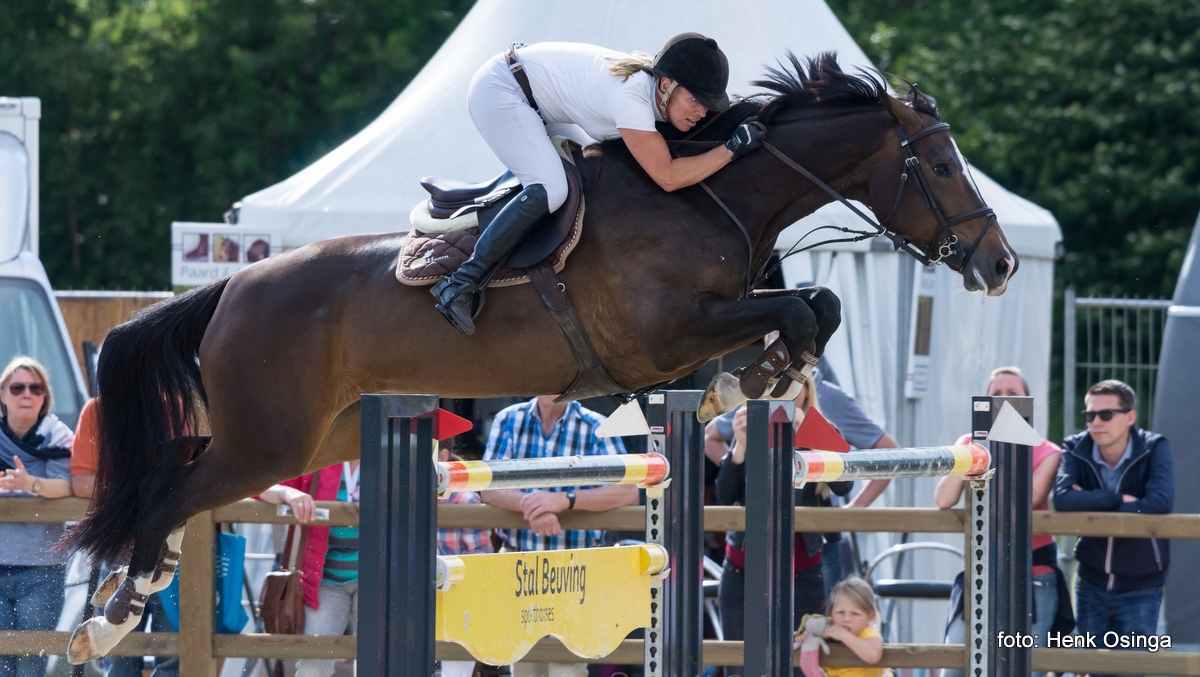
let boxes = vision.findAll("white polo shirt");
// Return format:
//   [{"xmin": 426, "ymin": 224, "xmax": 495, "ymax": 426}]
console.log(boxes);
[{"xmin": 517, "ymin": 42, "xmax": 662, "ymax": 141}]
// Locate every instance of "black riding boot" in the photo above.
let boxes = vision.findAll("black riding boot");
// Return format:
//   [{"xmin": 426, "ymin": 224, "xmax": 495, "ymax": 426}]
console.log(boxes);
[{"xmin": 431, "ymin": 183, "xmax": 550, "ymax": 335}]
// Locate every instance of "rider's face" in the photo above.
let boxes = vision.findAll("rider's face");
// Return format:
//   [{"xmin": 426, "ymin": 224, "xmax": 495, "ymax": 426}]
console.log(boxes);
[{"xmin": 662, "ymin": 82, "xmax": 709, "ymax": 132}]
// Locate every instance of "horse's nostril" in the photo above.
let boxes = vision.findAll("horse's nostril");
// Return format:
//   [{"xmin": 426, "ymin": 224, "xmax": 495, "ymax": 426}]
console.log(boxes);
[{"xmin": 995, "ymin": 257, "xmax": 1010, "ymax": 280}]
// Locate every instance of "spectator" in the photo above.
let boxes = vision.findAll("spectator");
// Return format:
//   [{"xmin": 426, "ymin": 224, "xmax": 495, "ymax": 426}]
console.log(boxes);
[
  {"xmin": 712, "ymin": 377, "xmax": 852, "ymax": 677},
  {"xmin": 1054, "ymin": 379, "xmax": 1173, "ymax": 677},
  {"xmin": 795, "ymin": 577, "xmax": 884, "ymax": 677},
  {"xmin": 436, "ymin": 445, "xmax": 493, "ymax": 677},
  {"xmin": 480, "ymin": 395, "xmax": 637, "ymax": 677},
  {"xmin": 704, "ymin": 356, "xmax": 898, "ymax": 593},
  {"xmin": 0, "ymin": 356, "xmax": 75, "ymax": 677},
  {"xmin": 258, "ymin": 460, "xmax": 361, "ymax": 677},
  {"xmin": 935, "ymin": 367, "xmax": 1068, "ymax": 677},
  {"xmin": 71, "ymin": 397, "xmax": 178, "ymax": 677}
]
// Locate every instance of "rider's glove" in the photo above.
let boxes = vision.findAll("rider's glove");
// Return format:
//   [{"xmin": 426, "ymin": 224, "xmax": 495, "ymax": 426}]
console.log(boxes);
[{"xmin": 725, "ymin": 118, "xmax": 766, "ymax": 161}]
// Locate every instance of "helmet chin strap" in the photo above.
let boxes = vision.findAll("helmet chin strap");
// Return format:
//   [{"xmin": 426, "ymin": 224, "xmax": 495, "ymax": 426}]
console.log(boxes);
[{"xmin": 657, "ymin": 79, "xmax": 679, "ymax": 120}]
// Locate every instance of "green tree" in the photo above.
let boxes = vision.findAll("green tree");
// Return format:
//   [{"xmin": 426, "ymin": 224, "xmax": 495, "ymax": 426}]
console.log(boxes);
[
  {"xmin": 0, "ymin": 0, "xmax": 470, "ymax": 289},
  {"xmin": 828, "ymin": 0, "xmax": 1200, "ymax": 298}
]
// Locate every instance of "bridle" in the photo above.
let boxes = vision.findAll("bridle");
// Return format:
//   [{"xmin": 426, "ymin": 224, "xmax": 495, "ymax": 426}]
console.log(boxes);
[
  {"xmin": 758, "ymin": 116, "xmax": 998, "ymax": 282},
  {"xmin": 687, "ymin": 112, "xmax": 999, "ymax": 293}
]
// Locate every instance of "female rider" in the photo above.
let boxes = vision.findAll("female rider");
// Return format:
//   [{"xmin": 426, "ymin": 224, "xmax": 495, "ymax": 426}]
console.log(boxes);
[{"xmin": 432, "ymin": 33, "xmax": 766, "ymax": 335}]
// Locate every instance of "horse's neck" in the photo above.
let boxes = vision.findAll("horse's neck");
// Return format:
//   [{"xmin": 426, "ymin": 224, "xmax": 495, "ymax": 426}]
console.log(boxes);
[{"xmin": 752, "ymin": 109, "xmax": 897, "ymax": 249}]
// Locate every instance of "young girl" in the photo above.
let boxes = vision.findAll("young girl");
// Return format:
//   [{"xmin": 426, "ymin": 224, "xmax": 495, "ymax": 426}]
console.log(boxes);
[{"xmin": 800, "ymin": 577, "xmax": 885, "ymax": 677}]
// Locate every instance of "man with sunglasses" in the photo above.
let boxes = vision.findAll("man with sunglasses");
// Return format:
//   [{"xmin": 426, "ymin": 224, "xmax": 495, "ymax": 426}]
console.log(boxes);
[{"xmin": 1054, "ymin": 380, "xmax": 1174, "ymax": 676}]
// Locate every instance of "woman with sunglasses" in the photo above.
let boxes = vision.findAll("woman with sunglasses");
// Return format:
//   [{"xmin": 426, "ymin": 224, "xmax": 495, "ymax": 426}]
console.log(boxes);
[
  {"xmin": 933, "ymin": 366, "xmax": 1069, "ymax": 677},
  {"xmin": 0, "ymin": 356, "xmax": 75, "ymax": 676}
]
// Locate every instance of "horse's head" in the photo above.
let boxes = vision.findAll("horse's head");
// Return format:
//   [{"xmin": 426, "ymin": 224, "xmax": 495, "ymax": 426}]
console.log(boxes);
[
  {"xmin": 877, "ymin": 85, "xmax": 1017, "ymax": 295},
  {"xmin": 744, "ymin": 54, "xmax": 1017, "ymax": 296}
]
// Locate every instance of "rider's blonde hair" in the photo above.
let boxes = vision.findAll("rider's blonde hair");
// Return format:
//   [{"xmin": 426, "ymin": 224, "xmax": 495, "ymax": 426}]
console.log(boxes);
[{"xmin": 605, "ymin": 52, "xmax": 657, "ymax": 81}]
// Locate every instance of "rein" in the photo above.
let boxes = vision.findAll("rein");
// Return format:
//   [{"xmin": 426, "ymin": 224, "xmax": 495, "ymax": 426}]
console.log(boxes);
[{"xmin": 675, "ymin": 113, "xmax": 997, "ymax": 294}]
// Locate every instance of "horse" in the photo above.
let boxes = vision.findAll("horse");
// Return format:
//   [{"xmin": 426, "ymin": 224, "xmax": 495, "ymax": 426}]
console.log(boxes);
[{"xmin": 63, "ymin": 52, "xmax": 1016, "ymax": 662}]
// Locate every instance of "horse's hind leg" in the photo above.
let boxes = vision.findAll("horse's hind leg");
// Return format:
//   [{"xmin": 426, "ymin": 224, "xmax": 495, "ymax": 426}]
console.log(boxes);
[
  {"xmin": 70, "ymin": 426, "xmax": 319, "ymax": 664},
  {"xmin": 88, "ymin": 526, "xmax": 184, "ymax": 608},
  {"xmin": 68, "ymin": 541, "xmax": 161, "ymax": 663}
]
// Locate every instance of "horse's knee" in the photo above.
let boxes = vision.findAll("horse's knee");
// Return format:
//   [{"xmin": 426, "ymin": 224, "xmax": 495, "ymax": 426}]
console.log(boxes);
[
  {"xmin": 803, "ymin": 287, "xmax": 841, "ymax": 327},
  {"xmin": 801, "ymin": 287, "xmax": 841, "ymax": 349},
  {"xmin": 778, "ymin": 299, "xmax": 819, "ymax": 346}
]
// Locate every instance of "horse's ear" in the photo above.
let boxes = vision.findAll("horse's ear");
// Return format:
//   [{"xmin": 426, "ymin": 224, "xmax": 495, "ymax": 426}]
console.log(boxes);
[
  {"xmin": 880, "ymin": 91, "xmax": 915, "ymax": 125},
  {"xmin": 909, "ymin": 83, "xmax": 940, "ymax": 120}
]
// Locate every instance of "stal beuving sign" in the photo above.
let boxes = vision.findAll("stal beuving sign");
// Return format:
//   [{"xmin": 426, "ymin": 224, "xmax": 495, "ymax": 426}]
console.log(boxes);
[
  {"xmin": 435, "ymin": 544, "xmax": 667, "ymax": 666},
  {"xmin": 171, "ymin": 222, "xmax": 282, "ymax": 287}
]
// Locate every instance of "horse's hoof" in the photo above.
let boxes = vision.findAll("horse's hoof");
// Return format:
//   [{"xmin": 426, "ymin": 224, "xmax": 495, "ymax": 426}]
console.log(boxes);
[
  {"xmin": 90, "ymin": 566, "xmax": 126, "ymax": 607},
  {"xmin": 698, "ymin": 372, "xmax": 745, "ymax": 423},
  {"xmin": 67, "ymin": 618, "xmax": 100, "ymax": 665}
]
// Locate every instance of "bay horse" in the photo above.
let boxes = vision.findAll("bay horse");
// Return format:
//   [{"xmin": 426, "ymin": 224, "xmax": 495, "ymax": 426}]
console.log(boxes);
[{"xmin": 64, "ymin": 53, "xmax": 1015, "ymax": 662}]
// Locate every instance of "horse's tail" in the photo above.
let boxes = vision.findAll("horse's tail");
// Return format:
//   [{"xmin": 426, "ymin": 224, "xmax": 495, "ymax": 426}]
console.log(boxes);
[{"xmin": 64, "ymin": 278, "xmax": 230, "ymax": 563}]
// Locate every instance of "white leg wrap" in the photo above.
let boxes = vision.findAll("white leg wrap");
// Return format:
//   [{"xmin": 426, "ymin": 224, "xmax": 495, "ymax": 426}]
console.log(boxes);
[
  {"xmin": 68, "ymin": 573, "xmax": 152, "ymax": 665},
  {"xmin": 150, "ymin": 526, "xmax": 186, "ymax": 593},
  {"xmin": 766, "ymin": 378, "xmax": 804, "ymax": 402}
]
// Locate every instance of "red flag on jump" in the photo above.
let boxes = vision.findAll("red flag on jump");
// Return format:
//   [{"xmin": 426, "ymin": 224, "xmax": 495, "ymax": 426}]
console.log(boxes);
[
  {"xmin": 793, "ymin": 406, "xmax": 850, "ymax": 452},
  {"xmin": 435, "ymin": 409, "xmax": 473, "ymax": 441}
]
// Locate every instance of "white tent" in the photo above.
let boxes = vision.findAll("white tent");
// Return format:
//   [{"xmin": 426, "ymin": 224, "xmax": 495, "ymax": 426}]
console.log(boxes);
[{"xmin": 235, "ymin": 0, "xmax": 1063, "ymax": 643}]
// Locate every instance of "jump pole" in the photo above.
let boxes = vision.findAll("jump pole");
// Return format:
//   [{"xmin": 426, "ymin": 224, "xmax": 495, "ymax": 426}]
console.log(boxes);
[{"xmin": 437, "ymin": 453, "xmax": 670, "ymax": 493}]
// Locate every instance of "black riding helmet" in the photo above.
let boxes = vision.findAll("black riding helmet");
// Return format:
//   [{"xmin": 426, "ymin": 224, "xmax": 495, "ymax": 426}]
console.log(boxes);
[{"xmin": 651, "ymin": 32, "xmax": 731, "ymax": 113}]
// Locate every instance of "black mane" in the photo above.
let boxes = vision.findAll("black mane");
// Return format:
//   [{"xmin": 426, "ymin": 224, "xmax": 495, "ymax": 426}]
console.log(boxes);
[
  {"xmin": 755, "ymin": 51, "xmax": 889, "ymax": 124},
  {"xmin": 594, "ymin": 51, "xmax": 937, "ymax": 155}
]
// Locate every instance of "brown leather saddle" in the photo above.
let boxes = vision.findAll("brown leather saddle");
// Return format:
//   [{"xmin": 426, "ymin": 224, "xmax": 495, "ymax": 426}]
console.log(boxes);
[
  {"xmin": 398, "ymin": 153, "xmax": 584, "ymax": 288},
  {"xmin": 396, "ymin": 144, "xmax": 625, "ymax": 402}
]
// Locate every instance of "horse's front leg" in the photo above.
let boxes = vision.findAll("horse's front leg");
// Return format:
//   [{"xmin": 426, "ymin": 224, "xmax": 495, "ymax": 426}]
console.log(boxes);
[
  {"xmin": 740, "ymin": 285, "xmax": 841, "ymax": 395},
  {"xmin": 686, "ymin": 287, "xmax": 839, "ymax": 422},
  {"xmin": 639, "ymin": 287, "xmax": 839, "ymax": 422}
]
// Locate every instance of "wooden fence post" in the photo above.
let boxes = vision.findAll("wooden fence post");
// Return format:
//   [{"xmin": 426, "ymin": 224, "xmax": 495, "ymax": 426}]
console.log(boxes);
[{"xmin": 179, "ymin": 511, "xmax": 216, "ymax": 677}]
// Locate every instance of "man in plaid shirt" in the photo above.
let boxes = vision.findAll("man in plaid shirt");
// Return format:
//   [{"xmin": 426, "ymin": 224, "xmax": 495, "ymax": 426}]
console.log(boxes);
[{"xmin": 482, "ymin": 395, "xmax": 637, "ymax": 676}]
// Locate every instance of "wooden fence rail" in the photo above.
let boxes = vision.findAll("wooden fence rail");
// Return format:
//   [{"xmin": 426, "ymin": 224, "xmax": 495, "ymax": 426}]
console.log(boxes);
[{"xmin": 2, "ymin": 497, "xmax": 1198, "ymax": 675}]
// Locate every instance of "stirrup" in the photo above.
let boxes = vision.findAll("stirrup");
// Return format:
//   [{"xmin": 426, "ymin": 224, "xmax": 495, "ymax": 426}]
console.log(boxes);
[{"xmin": 433, "ymin": 278, "xmax": 487, "ymax": 318}]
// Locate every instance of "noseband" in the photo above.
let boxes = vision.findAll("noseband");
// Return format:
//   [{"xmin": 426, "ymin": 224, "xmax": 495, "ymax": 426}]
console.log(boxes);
[
  {"xmin": 758, "ymin": 119, "xmax": 997, "ymax": 273},
  {"xmin": 882, "ymin": 121, "xmax": 998, "ymax": 270}
]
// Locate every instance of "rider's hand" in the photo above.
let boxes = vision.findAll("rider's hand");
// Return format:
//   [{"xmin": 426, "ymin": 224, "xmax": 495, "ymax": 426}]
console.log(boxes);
[{"xmin": 726, "ymin": 118, "xmax": 765, "ymax": 161}]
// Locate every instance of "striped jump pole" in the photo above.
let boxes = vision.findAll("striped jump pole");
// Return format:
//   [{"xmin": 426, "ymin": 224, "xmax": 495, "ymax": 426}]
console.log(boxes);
[
  {"xmin": 437, "ymin": 453, "xmax": 669, "ymax": 493},
  {"xmin": 793, "ymin": 444, "xmax": 990, "ymax": 484}
]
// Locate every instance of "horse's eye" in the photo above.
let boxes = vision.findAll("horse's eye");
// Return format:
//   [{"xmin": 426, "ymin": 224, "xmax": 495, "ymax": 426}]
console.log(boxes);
[{"xmin": 934, "ymin": 163, "xmax": 951, "ymax": 176}]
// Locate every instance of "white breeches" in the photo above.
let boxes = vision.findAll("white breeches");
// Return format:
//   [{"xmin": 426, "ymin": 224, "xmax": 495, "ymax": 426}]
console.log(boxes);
[{"xmin": 468, "ymin": 53, "xmax": 572, "ymax": 212}]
